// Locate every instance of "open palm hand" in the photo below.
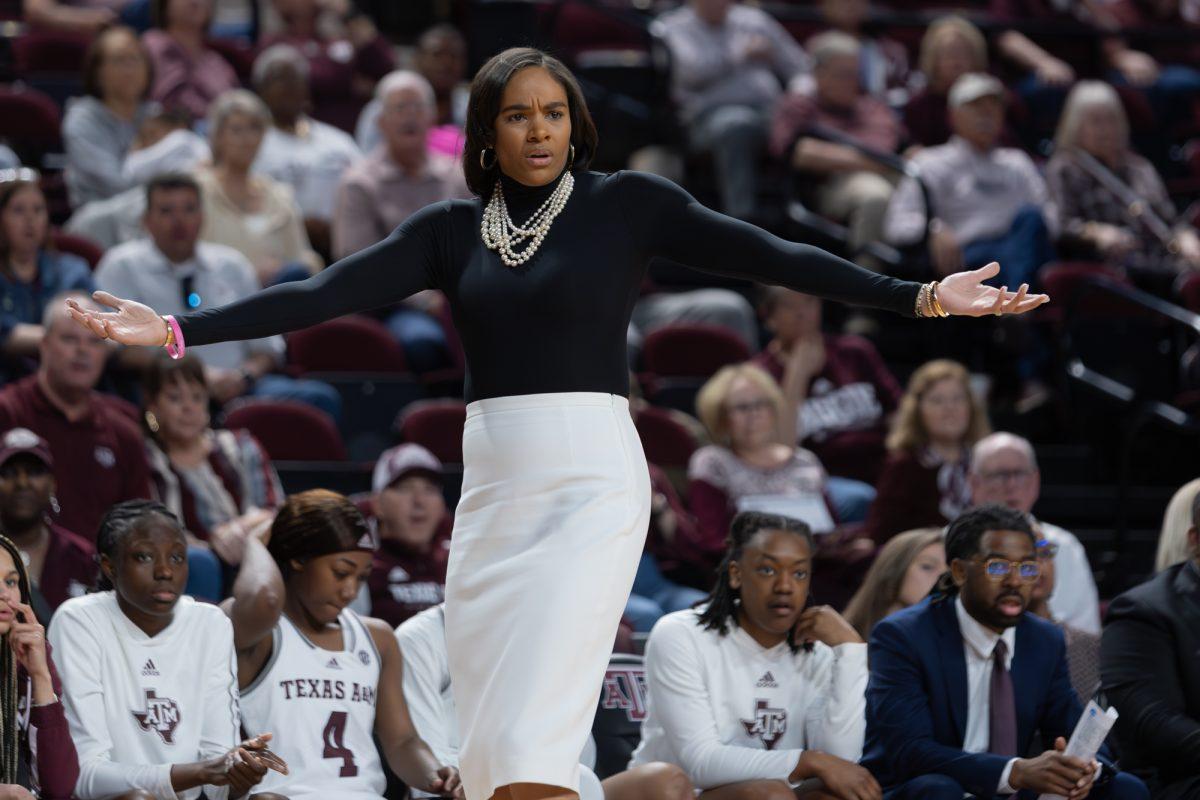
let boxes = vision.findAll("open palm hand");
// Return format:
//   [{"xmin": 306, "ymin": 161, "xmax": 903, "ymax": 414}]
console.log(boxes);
[
  {"xmin": 938, "ymin": 263, "xmax": 1050, "ymax": 317},
  {"xmin": 66, "ymin": 291, "xmax": 168, "ymax": 346}
]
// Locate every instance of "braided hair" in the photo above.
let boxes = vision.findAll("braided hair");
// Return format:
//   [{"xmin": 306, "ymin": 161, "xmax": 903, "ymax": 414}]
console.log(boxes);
[
  {"xmin": 95, "ymin": 500, "xmax": 183, "ymax": 591},
  {"xmin": 0, "ymin": 533, "xmax": 33, "ymax": 784},
  {"xmin": 697, "ymin": 511, "xmax": 814, "ymax": 653},
  {"xmin": 267, "ymin": 490, "xmax": 373, "ymax": 581},
  {"xmin": 932, "ymin": 504, "xmax": 1036, "ymax": 599}
]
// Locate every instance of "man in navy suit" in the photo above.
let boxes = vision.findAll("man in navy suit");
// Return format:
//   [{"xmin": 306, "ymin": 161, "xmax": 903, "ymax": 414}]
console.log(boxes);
[{"xmin": 862, "ymin": 505, "xmax": 1148, "ymax": 800}]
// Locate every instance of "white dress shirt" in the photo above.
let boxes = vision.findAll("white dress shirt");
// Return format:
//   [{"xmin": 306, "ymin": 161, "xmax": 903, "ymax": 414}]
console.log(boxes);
[
  {"xmin": 254, "ymin": 118, "xmax": 360, "ymax": 221},
  {"xmin": 1038, "ymin": 521, "xmax": 1102, "ymax": 635},
  {"xmin": 955, "ymin": 596, "xmax": 1020, "ymax": 794}
]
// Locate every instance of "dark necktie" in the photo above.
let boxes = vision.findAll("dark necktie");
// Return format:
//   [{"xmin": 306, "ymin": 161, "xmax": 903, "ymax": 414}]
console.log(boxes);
[{"xmin": 989, "ymin": 639, "xmax": 1018, "ymax": 756}]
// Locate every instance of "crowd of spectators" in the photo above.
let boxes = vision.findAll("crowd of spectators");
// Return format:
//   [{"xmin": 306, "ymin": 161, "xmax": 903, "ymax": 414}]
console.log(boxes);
[{"xmin": 3, "ymin": 0, "xmax": 1200, "ymax": 798}]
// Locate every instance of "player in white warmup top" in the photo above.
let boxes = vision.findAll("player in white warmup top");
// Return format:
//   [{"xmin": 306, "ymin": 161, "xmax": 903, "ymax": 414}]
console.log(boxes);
[
  {"xmin": 630, "ymin": 512, "xmax": 880, "ymax": 800},
  {"xmin": 47, "ymin": 500, "xmax": 286, "ymax": 800},
  {"xmin": 227, "ymin": 489, "xmax": 462, "ymax": 800}
]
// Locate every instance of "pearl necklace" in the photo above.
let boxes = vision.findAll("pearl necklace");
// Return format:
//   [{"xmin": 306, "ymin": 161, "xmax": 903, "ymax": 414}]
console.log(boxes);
[{"xmin": 481, "ymin": 170, "xmax": 575, "ymax": 268}]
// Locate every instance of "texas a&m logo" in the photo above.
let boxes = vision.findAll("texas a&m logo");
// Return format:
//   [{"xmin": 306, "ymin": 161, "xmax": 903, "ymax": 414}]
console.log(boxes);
[
  {"xmin": 599, "ymin": 667, "xmax": 648, "ymax": 722},
  {"xmin": 741, "ymin": 698, "xmax": 787, "ymax": 750},
  {"xmin": 132, "ymin": 690, "xmax": 181, "ymax": 744}
]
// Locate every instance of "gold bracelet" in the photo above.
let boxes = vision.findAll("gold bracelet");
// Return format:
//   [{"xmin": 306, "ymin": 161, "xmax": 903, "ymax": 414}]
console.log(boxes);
[
  {"xmin": 161, "ymin": 316, "xmax": 175, "ymax": 348},
  {"xmin": 930, "ymin": 282, "xmax": 949, "ymax": 318}
]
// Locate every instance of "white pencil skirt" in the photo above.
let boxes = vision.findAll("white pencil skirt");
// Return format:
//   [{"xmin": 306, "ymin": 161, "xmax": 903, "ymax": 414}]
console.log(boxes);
[{"xmin": 444, "ymin": 392, "xmax": 652, "ymax": 800}]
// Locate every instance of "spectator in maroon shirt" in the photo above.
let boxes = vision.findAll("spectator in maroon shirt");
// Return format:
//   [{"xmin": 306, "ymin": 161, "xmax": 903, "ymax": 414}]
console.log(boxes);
[
  {"xmin": 771, "ymin": 32, "xmax": 904, "ymax": 272},
  {"xmin": 0, "ymin": 533, "xmax": 80, "ymax": 800},
  {"xmin": 751, "ymin": 286, "xmax": 902, "ymax": 486},
  {"xmin": 366, "ymin": 443, "xmax": 450, "ymax": 628},
  {"xmin": 260, "ymin": 0, "xmax": 396, "ymax": 133},
  {"xmin": 904, "ymin": 17, "xmax": 1011, "ymax": 149},
  {"xmin": 0, "ymin": 428, "xmax": 96, "ymax": 613},
  {"xmin": 142, "ymin": 0, "xmax": 240, "ymax": 121},
  {"xmin": 864, "ymin": 359, "xmax": 991, "ymax": 543},
  {"xmin": 0, "ymin": 293, "xmax": 152, "ymax": 540}
]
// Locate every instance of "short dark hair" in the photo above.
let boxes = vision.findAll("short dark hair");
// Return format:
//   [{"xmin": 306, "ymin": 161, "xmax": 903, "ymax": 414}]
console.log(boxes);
[
  {"xmin": 82, "ymin": 26, "xmax": 153, "ymax": 100},
  {"xmin": 461, "ymin": 47, "xmax": 598, "ymax": 197},
  {"xmin": 95, "ymin": 499, "xmax": 183, "ymax": 590},
  {"xmin": 935, "ymin": 504, "xmax": 1036, "ymax": 596},
  {"xmin": 145, "ymin": 172, "xmax": 201, "ymax": 207},
  {"xmin": 697, "ymin": 511, "xmax": 814, "ymax": 651},
  {"xmin": 417, "ymin": 22, "xmax": 466, "ymax": 52}
]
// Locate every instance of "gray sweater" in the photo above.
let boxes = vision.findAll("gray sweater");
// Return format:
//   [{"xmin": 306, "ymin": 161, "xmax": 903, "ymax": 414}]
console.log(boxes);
[{"xmin": 62, "ymin": 95, "xmax": 154, "ymax": 207}]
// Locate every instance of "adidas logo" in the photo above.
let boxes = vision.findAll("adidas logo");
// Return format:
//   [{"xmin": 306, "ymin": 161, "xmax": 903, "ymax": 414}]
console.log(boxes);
[
  {"xmin": 756, "ymin": 671, "xmax": 777, "ymax": 689},
  {"xmin": 326, "ymin": 657, "xmax": 341, "ymax": 670},
  {"xmin": 141, "ymin": 659, "xmax": 160, "ymax": 677}
]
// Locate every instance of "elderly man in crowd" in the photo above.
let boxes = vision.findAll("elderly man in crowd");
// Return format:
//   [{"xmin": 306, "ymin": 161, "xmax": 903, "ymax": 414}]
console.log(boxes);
[{"xmin": 968, "ymin": 431, "xmax": 1100, "ymax": 635}]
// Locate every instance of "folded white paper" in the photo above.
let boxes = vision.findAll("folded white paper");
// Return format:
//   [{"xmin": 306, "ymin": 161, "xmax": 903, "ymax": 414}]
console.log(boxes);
[{"xmin": 1038, "ymin": 701, "xmax": 1119, "ymax": 800}]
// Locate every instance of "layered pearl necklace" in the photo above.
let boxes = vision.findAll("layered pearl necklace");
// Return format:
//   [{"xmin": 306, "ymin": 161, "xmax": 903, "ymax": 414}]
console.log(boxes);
[{"xmin": 481, "ymin": 170, "xmax": 575, "ymax": 268}]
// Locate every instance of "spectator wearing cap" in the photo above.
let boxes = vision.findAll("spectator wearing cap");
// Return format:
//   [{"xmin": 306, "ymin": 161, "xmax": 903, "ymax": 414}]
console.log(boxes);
[
  {"xmin": 141, "ymin": 0, "xmax": 239, "ymax": 121},
  {"xmin": 95, "ymin": 173, "xmax": 342, "ymax": 420},
  {"xmin": 366, "ymin": 444, "xmax": 452, "ymax": 628},
  {"xmin": 770, "ymin": 31, "xmax": 903, "ymax": 272},
  {"xmin": 0, "ymin": 427, "xmax": 96, "ymax": 614},
  {"xmin": 968, "ymin": 432, "xmax": 1100, "ymax": 635},
  {"xmin": 0, "ymin": 293, "xmax": 151, "ymax": 540},
  {"xmin": 884, "ymin": 73, "xmax": 1055, "ymax": 287},
  {"xmin": 655, "ymin": 0, "xmax": 810, "ymax": 220},
  {"xmin": 251, "ymin": 44, "xmax": 360, "ymax": 259}
]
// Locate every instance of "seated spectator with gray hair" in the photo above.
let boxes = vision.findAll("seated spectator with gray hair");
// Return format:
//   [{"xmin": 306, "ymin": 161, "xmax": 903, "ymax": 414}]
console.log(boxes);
[
  {"xmin": 770, "ymin": 31, "xmax": 903, "ymax": 272},
  {"xmin": 967, "ymin": 431, "xmax": 1100, "ymax": 634},
  {"xmin": 333, "ymin": 70, "xmax": 470, "ymax": 371},
  {"xmin": 95, "ymin": 172, "xmax": 341, "ymax": 421},
  {"xmin": 196, "ymin": 89, "xmax": 323, "ymax": 285},
  {"xmin": 884, "ymin": 73, "xmax": 1055, "ymax": 286},
  {"xmin": 251, "ymin": 44, "xmax": 360, "ymax": 258}
]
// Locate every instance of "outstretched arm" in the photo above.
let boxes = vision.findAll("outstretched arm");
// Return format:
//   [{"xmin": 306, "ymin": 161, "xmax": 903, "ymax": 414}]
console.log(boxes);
[
  {"xmin": 67, "ymin": 201, "xmax": 451, "ymax": 348},
  {"xmin": 612, "ymin": 171, "xmax": 1047, "ymax": 318}
]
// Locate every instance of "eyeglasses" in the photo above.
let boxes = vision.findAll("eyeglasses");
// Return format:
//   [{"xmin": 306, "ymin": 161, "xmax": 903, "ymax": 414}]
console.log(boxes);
[
  {"xmin": 180, "ymin": 275, "xmax": 201, "ymax": 310},
  {"xmin": 0, "ymin": 167, "xmax": 40, "ymax": 184},
  {"xmin": 726, "ymin": 398, "xmax": 774, "ymax": 416},
  {"xmin": 977, "ymin": 468, "xmax": 1034, "ymax": 486},
  {"xmin": 1035, "ymin": 540, "xmax": 1059, "ymax": 560},
  {"xmin": 974, "ymin": 557, "xmax": 1041, "ymax": 582}
]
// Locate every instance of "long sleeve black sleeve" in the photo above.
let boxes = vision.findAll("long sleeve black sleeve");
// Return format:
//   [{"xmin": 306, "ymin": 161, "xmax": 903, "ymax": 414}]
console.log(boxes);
[
  {"xmin": 612, "ymin": 170, "xmax": 921, "ymax": 317},
  {"xmin": 177, "ymin": 201, "xmax": 446, "ymax": 347}
]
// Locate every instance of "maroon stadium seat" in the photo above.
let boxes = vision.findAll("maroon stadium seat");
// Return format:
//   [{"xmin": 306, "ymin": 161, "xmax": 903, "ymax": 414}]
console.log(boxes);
[
  {"xmin": 12, "ymin": 30, "xmax": 90, "ymax": 75},
  {"xmin": 224, "ymin": 399, "xmax": 348, "ymax": 461},
  {"xmin": 641, "ymin": 323, "xmax": 751, "ymax": 379},
  {"xmin": 395, "ymin": 399, "xmax": 466, "ymax": 464},
  {"xmin": 288, "ymin": 315, "xmax": 409, "ymax": 374},
  {"xmin": 51, "ymin": 229, "xmax": 104, "ymax": 269},
  {"xmin": 0, "ymin": 83, "xmax": 63, "ymax": 153},
  {"xmin": 633, "ymin": 405, "xmax": 700, "ymax": 473},
  {"xmin": 1038, "ymin": 262, "xmax": 1135, "ymax": 324}
]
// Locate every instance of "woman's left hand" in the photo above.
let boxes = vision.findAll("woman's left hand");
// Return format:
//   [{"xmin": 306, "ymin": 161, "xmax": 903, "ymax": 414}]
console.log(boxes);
[
  {"xmin": 5, "ymin": 600, "xmax": 50, "ymax": 681},
  {"xmin": 428, "ymin": 765, "xmax": 464, "ymax": 799},
  {"xmin": 937, "ymin": 262, "xmax": 1050, "ymax": 317}
]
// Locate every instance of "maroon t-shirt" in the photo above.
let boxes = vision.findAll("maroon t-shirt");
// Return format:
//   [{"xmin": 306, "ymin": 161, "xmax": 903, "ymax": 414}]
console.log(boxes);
[
  {"xmin": 863, "ymin": 449, "xmax": 972, "ymax": 543},
  {"xmin": 753, "ymin": 334, "xmax": 902, "ymax": 484},
  {"xmin": 367, "ymin": 518, "xmax": 451, "ymax": 628},
  {"xmin": 0, "ymin": 376, "xmax": 153, "ymax": 540},
  {"xmin": 37, "ymin": 523, "xmax": 97, "ymax": 611}
]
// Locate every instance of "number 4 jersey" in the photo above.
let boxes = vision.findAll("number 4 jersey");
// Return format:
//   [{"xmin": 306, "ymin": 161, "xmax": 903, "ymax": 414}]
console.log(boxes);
[{"xmin": 241, "ymin": 609, "xmax": 386, "ymax": 800}]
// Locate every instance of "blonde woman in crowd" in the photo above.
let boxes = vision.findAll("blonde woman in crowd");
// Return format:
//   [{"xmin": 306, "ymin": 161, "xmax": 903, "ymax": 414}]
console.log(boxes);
[{"xmin": 843, "ymin": 527, "xmax": 946, "ymax": 640}]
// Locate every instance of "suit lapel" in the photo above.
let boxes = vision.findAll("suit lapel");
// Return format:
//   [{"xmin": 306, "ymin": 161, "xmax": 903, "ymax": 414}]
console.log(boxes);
[
  {"xmin": 1011, "ymin": 618, "xmax": 1040, "ymax": 747},
  {"xmin": 933, "ymin": 599, "xmax": 969, "ymax": 742}
]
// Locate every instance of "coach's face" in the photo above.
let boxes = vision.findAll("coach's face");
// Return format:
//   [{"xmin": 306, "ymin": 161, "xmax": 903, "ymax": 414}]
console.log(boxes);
[
  {"xmin": 492, "ymin": 66, "xmax": 572, "ymax": 188},
  {"xmin": 953, "ymin": 529, "xmax": 1037, "ymax": 634}
]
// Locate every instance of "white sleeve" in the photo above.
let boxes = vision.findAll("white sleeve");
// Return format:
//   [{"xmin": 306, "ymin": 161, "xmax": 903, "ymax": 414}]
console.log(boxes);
[
  {"xmin": 197, "ymin": 613, "xmax": 241, "ymax": 799},
  {"xmin": 883, "ymin": 174, "xmax": 928, "ymax": 246},
  {"xmin": 1047, "ymin": 529, "xmax": 1101, "ymax": 635},
  {"xmin": 48, "ymin": 605, "xmax": 177, "ymax": 800},
  {"xmin": 93, "ymin": 252, "xmax": 143, "ymax": 305},
  {"xmin": 643, "ymin": 620, "xmax": 801, "ymax": 790},
  {"xmin": 801, "ymin": 643, "xmax": 868, "ymax": 761},
  {"xmin": 395, "ymin": 615, "xmax": 456, "ymax": 767}
]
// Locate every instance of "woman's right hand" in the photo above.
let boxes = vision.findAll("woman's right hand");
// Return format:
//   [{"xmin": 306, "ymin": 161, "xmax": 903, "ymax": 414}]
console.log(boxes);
[{"xmin": 66, "ymin": 292, "xmax": 169, "ymax": 347}]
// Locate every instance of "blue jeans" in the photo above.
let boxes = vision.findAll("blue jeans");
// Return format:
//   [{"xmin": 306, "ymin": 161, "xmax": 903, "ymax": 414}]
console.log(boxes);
[
  {"xmin": 883, "ymin": 771, "xmax": 1150, "ymax": 800},
  {"xmin": 385, "ymin": 307, "xmax": 451, "ymax": 374},
  {"xmin": 962, "ymin": 205, "xmax": 1055, "ymax": 289},
  {"xmin": 185, "ymin": 545, "xmax": 222, "ymax": 602},
  {"xmin": 252, "ymin": 374, "xmax": 343, "ymax": 425},
  {"xmin": 826, "ymin": 476, "xmax": 876, "ymax": 524},
  {"xmin": 625, "ymin": 553, "xmax": 708, "ymax": 632}
]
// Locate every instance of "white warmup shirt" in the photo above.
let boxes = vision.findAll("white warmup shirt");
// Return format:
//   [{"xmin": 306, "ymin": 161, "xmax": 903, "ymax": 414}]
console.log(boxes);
[
  {"xmin": 254, "ymin": 120, "xmax": 360, "ymax": 220},
  {"xmin": 395, "ymin": 605, "xmax": 605, "ymax": 800},
  {"xmin": 1038, "ymin": 521, "xmax": 1102, "ymax": 635},
  {"xmin": 629, "ymin": 608, "xmax": 868, "ymax": 791},
  {"xmin": 240, "ymin": 609, "xmax": 386, "ymax": 800},
  {"xmin": 48, "ymin": 592, "xmax": 240, "ymax": 800}
]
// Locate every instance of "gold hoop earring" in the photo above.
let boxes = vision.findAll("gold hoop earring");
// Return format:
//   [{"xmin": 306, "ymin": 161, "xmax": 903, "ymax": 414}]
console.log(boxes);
[
  {"xmin": 144, "ymin": 411, "xmax": 160, "ymax": 433},
  {"xmin": 479, "ymin": 148, "xmax": 497, "ymax": 170}
]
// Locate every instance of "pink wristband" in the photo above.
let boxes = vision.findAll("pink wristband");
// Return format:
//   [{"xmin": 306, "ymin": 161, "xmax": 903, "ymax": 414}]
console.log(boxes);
[{"xmin": 164, "ymin": 315, "xmax": 185, "ymax": 360}]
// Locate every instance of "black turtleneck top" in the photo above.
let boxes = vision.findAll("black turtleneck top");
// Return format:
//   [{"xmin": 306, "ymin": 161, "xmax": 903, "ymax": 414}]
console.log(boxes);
[{"xmin": 178, "ymin": 169, "xmax": 921, "ymax": 402}]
